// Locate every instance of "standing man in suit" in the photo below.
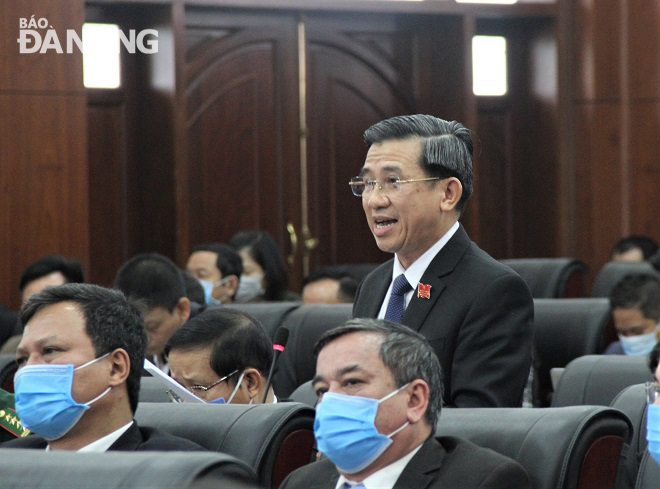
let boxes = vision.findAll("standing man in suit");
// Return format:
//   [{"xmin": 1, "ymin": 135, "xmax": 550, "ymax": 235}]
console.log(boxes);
[
  {"xmin": 280, "ymin": 318, "xmax": 530, "ymax": 489},
  {"xmin": 351, "ymin": 114, "xmax": 533, "ymax": 407},
  {"xmin": 1, "ymin": 283, "xmax": 204, "ymax": 451}
]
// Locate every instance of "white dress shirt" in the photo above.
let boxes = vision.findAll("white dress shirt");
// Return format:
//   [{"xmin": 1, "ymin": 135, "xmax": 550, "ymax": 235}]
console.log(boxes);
[
  {"xmin": 334, "ymin": 443, "xmax": 423, "ymax": 489},
  {"xmin": 377, "ymin": 221, "xmax": 459, "ymax": 319},
  {"xmin": 46, "ymin": 421, "xmax": 134, "ymax": 452}
]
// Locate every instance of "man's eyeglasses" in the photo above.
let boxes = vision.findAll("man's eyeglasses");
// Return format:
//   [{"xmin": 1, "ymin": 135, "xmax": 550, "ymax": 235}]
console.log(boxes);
[
  {"xmin": 349, "ymin": 175, "xmax": 441, "ymax": 197},
  {"xmin": 189, "ymin": 369, "xmax": 239, "ymax": 395}
]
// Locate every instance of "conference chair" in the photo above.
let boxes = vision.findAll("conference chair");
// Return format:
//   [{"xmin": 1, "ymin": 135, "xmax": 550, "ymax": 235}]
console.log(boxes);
[
  {"xmin": 610, "ymin": 384, "xmax": 651, "ymax": 489},
  {"xmin": 437, "ymin": 406, "xmax": 632, "ymax": 489},
  {"xmin": 223, "ymin": 301, "xmax": 300, "ymax": 339},
  {"xmin": 551, "ymin": 355, "xmax": 654, "ymax": 407},
  {"xmin": 592, "ymin": 262, "xmax": 658, "ymax": 298},
  {"xmin": 501, "ymin": 258, "xmax": 588, "ymax": 298},
  {"xmin": 0, "ymin": 449, "xmax": 256, "ymax": 489},
  {"xmin": 533, "ymin": 298, "xmax": 612, "ymax": 405},
  {"xmin": 633, "ymin": 451, "xmax": 660, "ymax": 489},
  {"xmin": 135, "ymin": 401, "xmax": 315, "ymax": 489},
  {"xmin": 289, "ymin": 380, "xmax": 317, "ymax": 408},
  {"xmin": 273, "ymin": 304, "xmax": 353, "ymax": 398}
]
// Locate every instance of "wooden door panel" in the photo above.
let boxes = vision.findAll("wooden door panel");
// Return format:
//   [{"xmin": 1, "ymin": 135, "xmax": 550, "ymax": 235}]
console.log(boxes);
[
  {"xmin": 305, "ymin": 15, "xmax": 417, "ymax": 270},
  {"xmin": 184, "ymin": 10, "xmax": 300, "ymax": 257}
]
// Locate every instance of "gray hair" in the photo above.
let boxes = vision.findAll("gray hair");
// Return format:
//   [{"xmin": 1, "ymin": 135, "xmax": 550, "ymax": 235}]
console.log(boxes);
[
  {"xmin": 364, "ymin": 114, "xmax": 473, "ymax": 213},
  {"xmin": 314, "ymin": 318, "xmax": 443, "ymax": 427}
]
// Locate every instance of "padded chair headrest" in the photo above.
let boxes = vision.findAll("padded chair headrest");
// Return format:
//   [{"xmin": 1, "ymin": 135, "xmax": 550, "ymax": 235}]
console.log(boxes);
[
  {"xmin": 552, "ymin": 355, "xmax": 654, "ymax": 407},
  {"xmin": 0, "ymin": 449, "xmax": 256, "ymax": 489},
  {"xmin": 223, "ymin": 302, "xmax": 300, "ymax": 339},
  {"xmin": 592, "ymin": 262, "xmax": 658, "ymax": 298},
  {"xmin": 135, "ymin": 402, "xmax": 315, "ymax": 486},
  {"xmin": 501, "ymin": 258, "xmax": 587, "ymax": 298},
  {"xmin": 611, "ymin": 383, "xmax": 650, "ymax": 464},
  {"xmin": 634, "ymin": 451, "xmax": 660, "ymax": 489},
  {"xmin": 274, "ymin": 304, "xmax": 353, "ymax": 398},
  {"xmin": 436, "ymin": 406, "xmax": 632, "ymax": 489}
]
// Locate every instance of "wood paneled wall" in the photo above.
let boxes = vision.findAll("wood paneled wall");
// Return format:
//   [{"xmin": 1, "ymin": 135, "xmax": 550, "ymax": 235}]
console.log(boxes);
[
  {"xmin": 0, "ymin": 0, "xmax": 88, "ymax": 310},
  {"xmin": 561, "ymin": 0, "xmax": 660, "ymax": 284}
]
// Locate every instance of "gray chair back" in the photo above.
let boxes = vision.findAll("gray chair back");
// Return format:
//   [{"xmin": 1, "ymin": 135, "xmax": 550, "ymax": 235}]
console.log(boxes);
[
  {"xmin": 222, "ymin": 301, "xmax": 300, "ymax": 339},
  {"xmin": 592, "ymin": 262, "xmax": 658, "ymax": 298},
  {"xmin": 135, "ymin": 401, "xmax": 315, "ymax": 488},
  {"xmin": 611, "ymin": 384, "xmax": 651, "ymax": 489},
  {"xmin": 634, "ymin": 451, "xmax": 660, "ymax": 489},
  {"xmin": 273, "ymin": 304, "xmax": 353, "ymax": 398},
  {"xmin": 501, "ymin": 258, "xmax": 587, "ymax": 298},
  {"xmin": 437, "ymin": 406, "xmax": 632, "ymax": 489},
  {"xmin": 552, "ymin": 355, "xmax": 653, "ymax": 407},
  {"xmin": 533, "ymin": 298, "xmax": 612, "ymax": 405},
  {"xmin": 0, "ymin": 449, "xmax": 256, "ymax": 489}
]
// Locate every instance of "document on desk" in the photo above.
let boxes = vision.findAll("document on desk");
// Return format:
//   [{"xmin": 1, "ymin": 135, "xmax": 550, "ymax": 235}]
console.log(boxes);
[{"xmin": 143, "ymin": 359, "xmax": 204, "ymax": 403}]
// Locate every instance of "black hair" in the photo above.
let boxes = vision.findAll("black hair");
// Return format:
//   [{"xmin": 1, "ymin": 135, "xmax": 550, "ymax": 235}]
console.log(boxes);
[
  {"xmin": 192, "ymin": 243, "xmax": 244, "ymax": 279},
  {"xmin": 20, "ymin": 283, "xmax": 147, "ymax": 414},
  {"xmin": 610, "ymin": 273, "xmax": 660, "ymax": 322},
  {"xmin": 364, "ymin": 114, "xmax": 473, "ymax": 213},
  {"xmin": 19, "ymin": 255, "xmax": 85, "ymax": 292},
  {"xmin": 612, "ymin": 236, "xmax": 659, "ymax": 260},
  {"xmin": 166, "ymin": 308, "xmax": 272, "ymax": 382},
  {"xmin": 314, "ymin": 318, "xmax": 443, "ymax": 427},
  {"xmin": 229, "ymin": 231, "xmax": 289, "ymax": 301},
  {"xmin": 303, "ymin": 266, "xmax": 360, "ymax": 303},
  {"xmin": 181, "ymin": 270, "xmax": 205, "ymax": 305},
  {"xmin": 113, "ymin": 253, "xmax": 186, "ymax": 312}
]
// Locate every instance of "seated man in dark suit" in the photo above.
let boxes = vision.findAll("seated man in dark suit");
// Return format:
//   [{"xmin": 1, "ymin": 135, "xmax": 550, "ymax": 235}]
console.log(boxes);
[
  {"xmin": 351, "ymin": 114, "xmax": 533, "ymax": 407},
  {"xmin": 281, "ymin": 318, "xmax": 530, "ymax": 489},
  {"xmin": 1, "ymin": 283, "xmax": 204, "ymax": 452},
  {"xmin": 167, "ymin": 308, "xmax": 276, "ymax": 404}
]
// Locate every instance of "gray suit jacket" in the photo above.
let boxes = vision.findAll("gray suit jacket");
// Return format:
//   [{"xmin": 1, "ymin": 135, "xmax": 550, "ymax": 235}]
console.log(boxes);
[
  {"xmin": 280, "ymin": 435, "xmax": 531, "ymax": 489},
  {"xmin": 353, "ymin": 225, "xmax": 534, "ymax": 407}
]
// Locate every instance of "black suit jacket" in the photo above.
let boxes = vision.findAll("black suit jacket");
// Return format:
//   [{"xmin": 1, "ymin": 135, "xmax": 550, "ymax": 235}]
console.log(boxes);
[
  {"xmin": 280, "ymin": 435, "xmax": 531, "ymax": 489},
  {"xmin": 0, "ymin": 421, "xmax": 206, "ymax": 451},
  {"xmin": 353, "ymin": 225, "xmax": 534, "ymax": 407}
]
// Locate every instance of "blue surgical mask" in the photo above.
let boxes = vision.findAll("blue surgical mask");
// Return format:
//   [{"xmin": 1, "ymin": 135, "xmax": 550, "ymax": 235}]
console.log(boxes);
[
  {"xmin": 207, "ymin": 371, "xmax": 248, "ymax": 405},
  {"xmin": 199, "ymin": 277, "xmax": 230, "ymax": 305},
  {"xmin": 646, "ymin": 404, "xmax": 660, "ymax": 466},
  {"xmin": 234, "ymin": 275, "xmax": 265, "ymax": 303},
  {"xmin": 14, "ymin": 354, "xmax": 112, "ymax": 440},
  {"xmin": 313, "ymin": 384, "xmax": 410, "ymax": 474},
  {"xmin": 619, "ymin": 331, "xmax": 658, "ymax": 356}
]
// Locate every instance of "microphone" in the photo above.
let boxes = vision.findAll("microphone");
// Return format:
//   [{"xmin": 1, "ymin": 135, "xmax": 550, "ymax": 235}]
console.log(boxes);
[{"xmin": 262, "ymin": 327, "xmax": 289, "ymax": 404}]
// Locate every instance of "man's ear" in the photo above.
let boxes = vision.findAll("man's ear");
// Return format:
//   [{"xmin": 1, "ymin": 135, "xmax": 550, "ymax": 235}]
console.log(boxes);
[
  {"xmin": 243, "ymin": 368, "xmax": 263, "ymax": 400},
  {"xmin": 439, "ymin": 177, "xmax": 463, "ymax": 213},
  {"xmin": 107, "ymin": 348, "xmax": 130, "ymax": 387},
  {"xmin": 406, "ymin": 379, "xmax": 430, "ymax": 424},
  {"xmin": 225, "ymin": 275, "xmax": 240, "ymax": 300},
  {"xmin": 175, "ymin": 297, "xmax": 191, "ymax": 323}
]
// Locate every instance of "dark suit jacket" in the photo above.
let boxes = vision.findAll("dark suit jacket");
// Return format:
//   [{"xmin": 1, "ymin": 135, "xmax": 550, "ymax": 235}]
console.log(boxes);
[
  {"xmin": 0, "ymin": 420, "xmax": 206, "ymax": 451},
  {"xmin": 353, "ymin": 225, "xmax": 534, "ymax": 407},
  {"xmin": 280, "ymin": 435, "xmax": 531, "ymax": 489}
]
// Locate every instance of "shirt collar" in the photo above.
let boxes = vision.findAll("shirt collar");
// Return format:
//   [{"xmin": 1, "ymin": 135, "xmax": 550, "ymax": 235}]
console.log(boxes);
[
  {"xmin": 335, "ymin": 443, "xmax": 423, "ymax": 489},
  {"xmin": 76, "ymin": 421, "xmax": 133, "ymax": 452},
  {"xmin": 394, "ymin": 221, "xmax": 459, "ymax": 288}
]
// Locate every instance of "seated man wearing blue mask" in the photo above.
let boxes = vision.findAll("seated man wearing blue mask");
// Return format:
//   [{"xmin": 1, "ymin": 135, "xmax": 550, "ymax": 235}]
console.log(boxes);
[
  {"xmin": 167, "ymin": 308, "xmax": 276, "ymax": 404},
  {"xmin": 281, "ymin": 318, "xmax": 530, "ymax": 489},
  {"xmin": 0, "ymin": 283, "xmax": 204, "ymax": 451},
  {"xmin": 604, "ymin": 274, "xmax": 660, "ymax": 355},
  {"xmin": 186, "ymin": 243, "xmax": 243, "ymax": 305}
]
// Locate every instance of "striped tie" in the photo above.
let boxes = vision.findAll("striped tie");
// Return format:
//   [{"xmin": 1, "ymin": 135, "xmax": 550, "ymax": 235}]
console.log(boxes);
[{"xmin": 384, "ymin": 274, "xmax": 411, "ymax": 324}]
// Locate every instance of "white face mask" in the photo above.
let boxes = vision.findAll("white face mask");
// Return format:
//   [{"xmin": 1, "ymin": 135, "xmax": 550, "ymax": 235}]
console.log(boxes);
[
  {"xmin": 234, "ymin": 275, "xmax": 265, "ymax": 303},
  {"xmin": 619, "ymin": 330, "xmax": 659, "ymax": 356}
]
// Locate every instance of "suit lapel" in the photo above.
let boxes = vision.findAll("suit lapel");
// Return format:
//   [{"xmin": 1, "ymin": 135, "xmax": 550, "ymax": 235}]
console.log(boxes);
[
  {"xmin": 354, "ymin": 260, "xmax": 393, "ymax": 318},
  {"xmin": 108, "ymin": 421, "xmax": 141, "ymax": 451},
  {"xmin": 393, "ymin": 437, "xmax": 445, "ymax": 489},
  {"xmin": 402, "ymin": 225, "xmax": 471, "ymax": 332}
]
